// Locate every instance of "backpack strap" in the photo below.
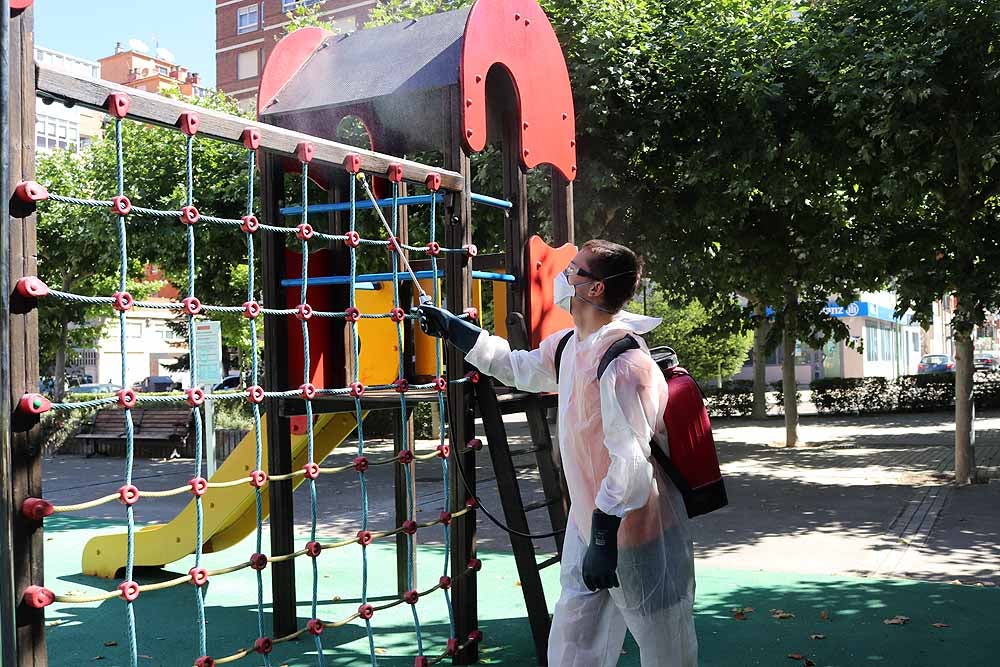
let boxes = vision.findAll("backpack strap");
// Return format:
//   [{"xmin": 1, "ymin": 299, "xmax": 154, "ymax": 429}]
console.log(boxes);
[
  {"xmin": 596, "ymin": 335, "xmax": 641, "ymax": 381},
  {"xmin": 553, "ymin": 330, "xmax": 574, "ymax": 383}
]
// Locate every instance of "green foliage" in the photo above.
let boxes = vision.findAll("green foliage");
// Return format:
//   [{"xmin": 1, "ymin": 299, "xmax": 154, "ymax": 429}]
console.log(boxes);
[
  {"xmin": 627, "ymin": 287, "xmax": 752, "ymax": 382},
  {"xmin": 36, "ymin": 89, "xmax": 260, "ymax": 384},
  {"xmin": 704, "ymin": 380, "xmax": 754, "ymax": 418},
  {"xmin": 284, "ymin": 0, "xmax": 341, "ymax": 33},
  {"xmin": 801, "ymin": 0, "xmax": 1000, "ymax": 336}
]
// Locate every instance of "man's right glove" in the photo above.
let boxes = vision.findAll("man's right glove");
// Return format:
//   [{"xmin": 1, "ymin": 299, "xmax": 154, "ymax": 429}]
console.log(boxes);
[{"xmin": 414, "ymin": 304, "xmax": 483, "ymax": 354}]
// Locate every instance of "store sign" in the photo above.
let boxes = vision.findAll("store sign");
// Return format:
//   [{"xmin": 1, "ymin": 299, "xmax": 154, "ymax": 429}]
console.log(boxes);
[{"xmin": 822, "ymin": 301, "xmax": 868, "ymax": 318}]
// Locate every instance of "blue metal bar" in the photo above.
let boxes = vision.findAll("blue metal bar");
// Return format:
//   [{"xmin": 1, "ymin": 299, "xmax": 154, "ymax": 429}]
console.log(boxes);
[
  {"xmin": 470, "ymin": 192, "xmax": 514, "ymax": 210},
  {"xmin": 280, "ymin": 192, "xmax": 514, "ymax": 215},
  {"xmin": 281, "ymin": 194, "xmax": 442, "ymax": 216},
  {"xmin": 281, "ymin": 270, "xmax": 515, "ymax": 288}
]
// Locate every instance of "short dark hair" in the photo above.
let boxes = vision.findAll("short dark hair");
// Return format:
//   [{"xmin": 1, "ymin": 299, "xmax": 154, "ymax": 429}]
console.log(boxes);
[{"xmin": 582, "ymin": 239, "xmax": 642, "ymax": 313}]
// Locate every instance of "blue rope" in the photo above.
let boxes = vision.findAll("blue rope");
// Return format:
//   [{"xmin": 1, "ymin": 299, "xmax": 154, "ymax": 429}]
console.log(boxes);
[
  {"xmin": 183, "ymin": 134, "xmax": 209, "ymax": 660},
  {"xmin": 113, "ymin": 118, "xmax": 140, "ymax": 667},
  {"xmin": 298, "ymin": 165, "xmax": 325, "ymax": 666},
  {"xmin": 243, "ymin": 151, "xmax": 269, "ymax": 661}
]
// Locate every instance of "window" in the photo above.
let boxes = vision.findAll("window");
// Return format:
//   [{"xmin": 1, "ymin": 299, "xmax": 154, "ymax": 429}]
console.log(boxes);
[
  {"xmin": 237, "ymin": 4, "xmax": 259, "ymax": 34},
  {"xmin": 237, "ymin": 49, "xmax": 258, "ymax": 80},
  {"xmin": 157, "ymin": 65, "xmax": 169, "ymax": 76},
  {"xmin": 283, "ymin": 0, "xmax": 321, "ymax": 12},
  {"xmin": 35, "ymin": 113, "xmax": 79, "ymax": 153},
  {"xmin": 865, "ymin": 324, "xmax": 879, "ymax": 362},
  {"xmin": 880, "ymin": 327, "xmax": 893, "ymax": 361}
]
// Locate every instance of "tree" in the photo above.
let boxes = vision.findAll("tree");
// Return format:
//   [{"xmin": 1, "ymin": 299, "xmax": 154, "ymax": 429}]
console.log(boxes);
[
  {"xmin": 36, "ymin": 88, "xmax": 260, "ymax": 392},
  {"xmin": 365, "ymin": 1, "xmax": 885, "ymax": 447},
  {"xmin": 35, "ymin": 150, "xmax": 161, "ymax": 399},
  {"xmin": 627, "ymin": 287, "xmax": 752, "ymax": 382},
  {"xmin": 804, "ymin": 0, "xmax": 1000, "ymax": 483}
]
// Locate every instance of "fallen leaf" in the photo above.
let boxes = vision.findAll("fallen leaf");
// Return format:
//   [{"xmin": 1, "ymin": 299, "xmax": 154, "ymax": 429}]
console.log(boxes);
[
  {"xmin": 732, "ymin": 606, "xmax": 755, "ymax": 614},
  {"xmin": 93, "ymin": 657, "xmax": 104, "ymax": 662},
  {"xmin": 804, "ymin": 660, "xmax": 816, "ymax": 666},
  {"xmin": 819, "ymin": 610, "xmax": 830, "ymax": 621},
  {"xmin": 103, "ymin": 641, "xmax": 117, "ymax": 647},
  {"xmin": 883, "ymin": 615, "xmax": 911, "ymax": 625},
  {"xmin": 787, "ymin": 653, "xmax": 804, "ymax": 660},
  {"xmin": 733, "ymin": 611, "xmax": 748, "ymax": 621},
  {"xmin": 770, "ymin": 609, "xmax": 795, "ymax": 620},
  {"xmin": 515, "ymin": 581, "xmax": 522, "ymax": 587},
  {"xmin": 931, "ymin": 622, "xmax": 950, "ymax": 628},
  {"xmin": 332, "ymin": 595, "xmax": 342, "ymax": 602},
  {"xmin": 375, "ymin": 648, "xmax": 387, "ymax": 655},
  {"xmin": 810, "ymin": 634, "xmax": 825, "ymax": 640}
]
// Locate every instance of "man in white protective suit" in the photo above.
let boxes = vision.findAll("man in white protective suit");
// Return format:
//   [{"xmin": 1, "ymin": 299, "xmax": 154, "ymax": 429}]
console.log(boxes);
[{"xmin": 415, "ymin": 239, "xmax": 697, "ymax": 666}]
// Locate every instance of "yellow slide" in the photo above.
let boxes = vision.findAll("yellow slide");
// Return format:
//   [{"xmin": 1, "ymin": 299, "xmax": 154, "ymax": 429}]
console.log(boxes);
[{"xmin": 82, "ymin": 412, "xmax": 362, "ymax": 578}]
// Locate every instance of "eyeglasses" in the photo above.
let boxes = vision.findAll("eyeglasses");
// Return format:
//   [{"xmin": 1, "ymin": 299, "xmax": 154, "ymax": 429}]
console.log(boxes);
[{"xmin": 563, "ymin": 263, "xmax": 601, "ymax": 281}]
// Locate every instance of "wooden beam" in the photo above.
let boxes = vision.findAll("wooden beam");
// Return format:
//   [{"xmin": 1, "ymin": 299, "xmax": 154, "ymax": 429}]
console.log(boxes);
[
  {"xmin": 34, "ymin": 66, "xmax": 466, "ymax": 192},
  {"xmin": 6, "ymin": 5, "xmax": 45, "ymax": 665},
  {"xmin": 260, "ymin": 152, "xmax": 298, "ymax": 637}
]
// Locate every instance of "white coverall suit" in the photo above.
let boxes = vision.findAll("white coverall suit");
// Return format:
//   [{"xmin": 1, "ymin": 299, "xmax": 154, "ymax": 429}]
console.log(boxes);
[{"xmin": 465, "ymin": 311, "xmax": 698, "ymax": 666}]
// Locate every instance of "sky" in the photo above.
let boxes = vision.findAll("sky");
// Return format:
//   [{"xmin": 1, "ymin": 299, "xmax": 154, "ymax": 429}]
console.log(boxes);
[{"xmin": 35, "ymin": 0, "xmax": 218, "ymax": 87}]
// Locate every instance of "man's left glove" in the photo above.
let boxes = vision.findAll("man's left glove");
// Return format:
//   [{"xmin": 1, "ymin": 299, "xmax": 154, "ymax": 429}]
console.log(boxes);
[
  {"xmin": 414, "ymin": 304, "xmax": 482, "ymax": 354},
  {"xmin": 581, "ymin": 509, "xmax": 622, "ymax": 591}
]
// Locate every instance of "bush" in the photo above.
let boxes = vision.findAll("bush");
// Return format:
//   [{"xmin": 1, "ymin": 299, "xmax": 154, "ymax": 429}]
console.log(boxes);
[
  {"xmin": 771, "ymin": 381, "xmax": 802, "ymax": 414},
  {"xmin": 704, "ymin": 380, "xmax": 753, "ymax": 418},
  {"xmin": 810, "ymin": 377, "xmax": 895, "ymax": 414},
  {"xmin": 896, "ymin": 373, "xmax": 955, "ymax": 412}
]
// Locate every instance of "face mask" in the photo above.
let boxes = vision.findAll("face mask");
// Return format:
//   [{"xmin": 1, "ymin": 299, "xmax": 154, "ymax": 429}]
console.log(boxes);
[
  {"xmin": 553, "ymin": 272, "xmax": 576, "ymax": 313},
  {"xmin": 554, "ymin": 270, "xmax": 636, "ymax": 314}
]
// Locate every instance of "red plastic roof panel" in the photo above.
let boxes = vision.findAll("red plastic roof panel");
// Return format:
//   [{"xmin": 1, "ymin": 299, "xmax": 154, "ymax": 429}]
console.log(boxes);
[
  {"xmin": 258, "ymin": 27, "xmax": 334, "ymax": 116},
  {"xmin": 461, "ymin": 0, "xmax": 577, "ymax": 180}
]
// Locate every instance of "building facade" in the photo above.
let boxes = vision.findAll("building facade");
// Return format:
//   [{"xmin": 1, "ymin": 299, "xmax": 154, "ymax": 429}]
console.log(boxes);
[
  {"xmin": 34, "ymin": 46, "xmax": 104, "ymax": 153},
  {"xmin": 216, "ymin": 0, "xmax": 373, "ymax": 107},
  {"xmin": 99, "ymin": 45, "xmax": 208, "ymax": 97}
]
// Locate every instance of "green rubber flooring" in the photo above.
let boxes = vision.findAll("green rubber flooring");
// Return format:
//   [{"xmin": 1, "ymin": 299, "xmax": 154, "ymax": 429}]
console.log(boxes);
[{"xmin": 40, "ymin": 517, "xmax": 997, "ymax": 666}]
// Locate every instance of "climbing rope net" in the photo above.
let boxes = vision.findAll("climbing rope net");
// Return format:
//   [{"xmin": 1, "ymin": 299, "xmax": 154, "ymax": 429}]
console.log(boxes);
[{"xmin": 15, "ymin": 97, "xmax": 484, "ymax": 667}]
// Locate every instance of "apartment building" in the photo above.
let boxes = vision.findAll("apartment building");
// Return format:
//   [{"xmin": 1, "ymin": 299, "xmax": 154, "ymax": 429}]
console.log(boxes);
[
  {"xmin": 99, "ymin": 43, "xmax": 208, "ymax": 97},
  {"xmin": 34, "ymin": 46, "xmax": 104, "ymax": 153},
  {"xmin": 216, "ymin": 0, "xmax": 373, "ymax": 108}
]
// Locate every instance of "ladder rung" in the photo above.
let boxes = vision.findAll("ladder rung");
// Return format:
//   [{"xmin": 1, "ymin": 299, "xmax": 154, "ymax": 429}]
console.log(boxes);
[
  {"xmin": 509, "ymin": 445, "xmax": 546, "ymax": 457},
  {"xmin": 522, "ymin": 498, "xmax": 558, "ymax": 512},
  {"xmin": 537, "ymin": 554, "xmax": 560, "ymax": 570}
]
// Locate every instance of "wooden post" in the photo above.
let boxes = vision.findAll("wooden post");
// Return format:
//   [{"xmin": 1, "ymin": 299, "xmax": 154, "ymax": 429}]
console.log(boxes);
[
  {"xmin": 445, "ymin": 88, "xmax": 478, "ymax": 666},
  {"xmin": 260, "ymin": 151, "xmax": 298, "ymax": 637},
  {"xmin": 393, "ymin": 185, "xmax": 417, "ymax": 592},
  {"xmin": 5, "ymin": 4, "xmax": 44, "ymax": 664},
  {"xmin": 551, "ymin": 169, "xmax": 574, "ymax": 247},
  {"xmin": 502, "ymin": 113, "xmax": 528, "ymax": 316}
]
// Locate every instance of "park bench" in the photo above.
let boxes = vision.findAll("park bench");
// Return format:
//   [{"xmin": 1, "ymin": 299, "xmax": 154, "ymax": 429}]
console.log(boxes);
[{"xmin": 75, "ymin": 407, "xmax": 193, "ymax": 458}]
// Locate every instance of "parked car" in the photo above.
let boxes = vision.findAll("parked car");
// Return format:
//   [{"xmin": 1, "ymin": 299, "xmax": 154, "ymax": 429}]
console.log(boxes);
[
  {"xmin": 70, "ymin": 383, "xmax": 123, "ymax": 394},
  {"xmin": 917, "ymin": 354, "xmax": 955, "ymax": 374},
  {"xmin": 213, "ymin": 374, "xmax": 242, "ymax": 391},
  {"xmin": 133, "ymin": 375, "xmax": 175, "ymax": 392},
  {"xmin": 975, "ymin": 352, "xmax": 1000, "ymax": 373}
]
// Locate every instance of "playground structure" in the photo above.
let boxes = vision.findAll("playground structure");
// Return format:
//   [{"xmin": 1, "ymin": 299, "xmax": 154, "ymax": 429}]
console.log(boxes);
[{"xmin": 1, "ymin": 1, "xmax": 579, "ymax": 665}]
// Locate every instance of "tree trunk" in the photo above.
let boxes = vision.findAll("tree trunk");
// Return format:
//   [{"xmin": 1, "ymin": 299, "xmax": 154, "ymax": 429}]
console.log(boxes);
[
  {"xmin": 52, "ymin": 317, "xmax": 70, "ymax": 403},
  {"xmin": 782, "ymin": 287, "xmax": 800, "ymax": 447},
  {"xmin": 954, "ymin": 327, "xmax": 976, "ymax": 484},
  {"xmin": 752, "ymin": 301, "xmax": 768, "ymax": 419}
]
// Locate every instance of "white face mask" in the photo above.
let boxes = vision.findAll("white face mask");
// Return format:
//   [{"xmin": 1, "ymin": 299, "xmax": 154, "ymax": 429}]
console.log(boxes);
[{"xmin": 553, "ymin": 272, "xmax": 576, "ymax": 313}]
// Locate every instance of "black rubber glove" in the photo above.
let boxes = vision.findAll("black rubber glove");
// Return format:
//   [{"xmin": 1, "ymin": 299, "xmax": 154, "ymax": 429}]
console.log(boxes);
[
  {"xmin": 582, "ymin": 509, "xmax": 622, "ymax": 591},
  {"xmin": 414, "ymin": 304, "xmax": 483, "ymax": 354}
]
